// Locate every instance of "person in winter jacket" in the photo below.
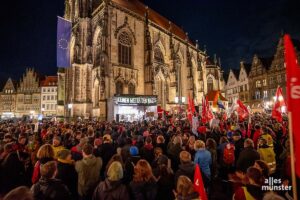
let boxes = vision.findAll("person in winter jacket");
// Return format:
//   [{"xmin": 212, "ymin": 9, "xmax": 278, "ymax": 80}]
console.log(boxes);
[
  {"xmin": 174, "ymin": 175, "xmax": 199, "ymax": 200},
  {"xmin": 167, "ymin": 135, "xmax": 182, "ymax": 172},
  {"xmin": 97, "ymin": 134, "xmax": 115, "ymax": 175},
  {"xmin": 129, "ymin": 159, "xmax": 157, "ymax": 200},
  {"xmin": 175, "ymin": 151, "xmax": 195, "ymax": 184},
  {"xmin": 3, "ymin": 186, "xmax": 33, "ymax": 200},
  {"xmin": 75, "ymin": 144, "xmax": 102, "ymax": 200},
  {"xmin": 0, "ymin": 143, "xmax": 27, "ymax": 195},
  {"xmin": 140, "ymin": 136, "xmax": 154, "ymax": 164},
  {"xmin": 236, "ymin": 139, "xmax": 260, "ymax": 173},
  {"xmin": 31, "ymin": 161, "xmax": 72, "ymax": 200},
  {"xmin": 31, "ymin": 144, "xmax": 55, "ymax": 184},
  {"xmin": 233, "ymin": 167, "xmax": 266, "ymax": 200},
  {"xmin": 93, "ymin": 161, "xmax": 130, "ymax": 200},
  {"xmin": 257, "ymin": 138, "xmax": 276, "ymax": 174},
  {"xmin": 52, "ymin": 136, "xmax": 65, "ymax": 159},
  {"xmin": 194, "ymin": 140, "xmax": 212, "ymax": 181},
  {"xmin": 153, "ymin": 155, "xmax": 175, "ymax": 200},
  {"xmin": 56, "ymin": 149, "xmax": 78, "ymax": 199}
]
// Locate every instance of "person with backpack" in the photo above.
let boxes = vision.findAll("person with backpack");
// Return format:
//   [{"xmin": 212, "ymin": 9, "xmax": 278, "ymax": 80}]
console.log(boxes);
[{"xmin": 31, "ymin": 161, "xmax": 72, "ymax": 200}]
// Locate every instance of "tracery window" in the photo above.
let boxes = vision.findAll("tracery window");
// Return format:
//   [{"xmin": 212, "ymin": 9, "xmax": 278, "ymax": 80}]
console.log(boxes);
[
  {"xmin": 128, "ymin": 83, "xmax": 135, "ymax": 95},
  {"xmin": 116, "ymin": 81, "xmax": 124, "ymax": 95},
  {"xmin": 154, "ymin": 48, "xmax": 164, "ymax": 63},
  {"xmin": 207, "ymin": 77, "xmax": 214, "ymax": 92},
  {"xmin": 118, "ymin": 32, "xmax": 132, "ymax": 66}
]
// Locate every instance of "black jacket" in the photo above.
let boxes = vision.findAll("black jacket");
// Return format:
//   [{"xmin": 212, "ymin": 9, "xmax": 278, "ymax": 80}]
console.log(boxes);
[
  {"xmin": 130, "ymin": 179, "xmax": 157, "ymax": 200},
  {"xmin": 31, "ymin": 177, "xmax": 72, "ymax": 200},
  {"xmin": 236, "ymin": 147, "xmax": 260, "ymax": 172},
  {"xmin": 56, "ymin": 161, "xmax": 78, "ymax": 198},
  {"xmin": 174, "ymin": 162, "xmax": 195, "ymax": 184},
  {"xmin": 93, "ymin": 179, "xmax": 130, "ymax": 200}
]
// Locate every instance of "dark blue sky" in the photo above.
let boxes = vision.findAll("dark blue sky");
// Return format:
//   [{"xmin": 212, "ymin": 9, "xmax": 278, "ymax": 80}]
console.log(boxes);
[{"xmin": 0, "ymin": 0, "xmax": 299, "ymax": 84}]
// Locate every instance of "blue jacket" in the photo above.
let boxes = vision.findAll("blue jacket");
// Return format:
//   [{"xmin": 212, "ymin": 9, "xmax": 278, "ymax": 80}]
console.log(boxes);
[{"xmin": 194, "ymin": 149, "xmax": 212, "ymax": 179}]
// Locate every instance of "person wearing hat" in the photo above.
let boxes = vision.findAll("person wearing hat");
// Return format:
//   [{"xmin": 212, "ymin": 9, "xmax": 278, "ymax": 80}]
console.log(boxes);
[
  {"xmin": 52, "ymin": 136, "xmax": 65, "ymax": 159},
  {"xmin": 93, "ymin": 161, "xmax": 130, "ymax": 200},
  {"xmin": 56, "ymin": 149, "xmax": 78, "ymax": 199}
]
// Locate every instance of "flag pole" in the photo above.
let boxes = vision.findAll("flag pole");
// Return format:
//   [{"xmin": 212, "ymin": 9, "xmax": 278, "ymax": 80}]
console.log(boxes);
[{"xmin": 288, "ymin": 112, "xmax": 298, "ymax": 199}]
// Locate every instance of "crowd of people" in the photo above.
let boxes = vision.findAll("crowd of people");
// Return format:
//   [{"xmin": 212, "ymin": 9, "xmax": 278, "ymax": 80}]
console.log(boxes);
[{"xmin": 0, "ymin": 112, "xmax": 295, "ymax": 200}]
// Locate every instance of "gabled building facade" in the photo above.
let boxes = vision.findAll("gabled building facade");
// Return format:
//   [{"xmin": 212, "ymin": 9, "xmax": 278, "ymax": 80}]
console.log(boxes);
[
  {"xmin": 0, "ymin": 78, "xmax": 17, "ymax": 118},
  {"xmin": 225, "ymin": 69, "xmax": 239, "ymax": 104},
  {"xmin": 15, "ymin": 68, "xmax": 42, "ymax": 118}
]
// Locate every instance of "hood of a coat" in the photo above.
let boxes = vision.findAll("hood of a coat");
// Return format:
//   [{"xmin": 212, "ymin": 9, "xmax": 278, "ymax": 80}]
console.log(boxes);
[{"xmin": 83, "ymin": 155, "xmax": 98, "ymax": 166}]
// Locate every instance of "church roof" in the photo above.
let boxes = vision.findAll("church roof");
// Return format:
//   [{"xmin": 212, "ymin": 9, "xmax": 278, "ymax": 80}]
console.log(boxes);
[{"xmin": 110, "ymin": 0, "xmax": 194, "ymax": 45}]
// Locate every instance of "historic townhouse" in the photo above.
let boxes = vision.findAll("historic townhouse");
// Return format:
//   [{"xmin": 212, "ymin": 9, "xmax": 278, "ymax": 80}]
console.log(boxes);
[
  {"xmin": 15, "ymin": 68, "xmax": 42, "ymax": 118},
  {"xmin": 225, "ymin": 69, "xmax": 239, "ymax": 104},
  {"xmin": 0, "ymin": 78, "xmax": 17, "ymax": 118},
  {"xmin": 60, "ymin": 0, "xmax": 224, "ymax": 120},
  {"xmin": 237, "ymin": 61, "xmax": 251, "ymax": 104},
  {"xmin": 41, "ymin": 76, "xmax": 58, "ymax": 117}
]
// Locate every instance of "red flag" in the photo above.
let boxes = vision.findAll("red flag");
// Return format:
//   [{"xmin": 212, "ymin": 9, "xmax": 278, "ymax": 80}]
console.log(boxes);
[
  {"xmin": 237, "ymin": 99, "xmax": 249, "ymax": 114},
  {"xmin": 194, "ymin": 164, "xmax": 208, "ymax": 200},
  {"xmin": 236, "ymin": 99, "xmax": 249, "ymax": 121},
  {"xmin": 201, "ymin": 97, "xmax": 207, "ymax": 123},
  {"xmin": 272, "ymin": 87, "xmax": 284, "ymax": 122},
  {"xmin": 284, "ymin": 34, "xmax": 300, "ymax": 177},
  {"xmin": 206, "ymin": 97, "xmax": 214, "ymax": 121}
]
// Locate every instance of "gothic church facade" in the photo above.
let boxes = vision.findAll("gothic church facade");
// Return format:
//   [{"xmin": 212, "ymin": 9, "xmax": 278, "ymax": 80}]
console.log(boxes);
[{"xmin": 59, "ymin": 0, "xmax": 224, "ymax": 119}]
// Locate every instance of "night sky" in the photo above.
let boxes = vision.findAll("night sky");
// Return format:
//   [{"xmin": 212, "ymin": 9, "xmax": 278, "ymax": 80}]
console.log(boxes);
[{"xmin": 0, "ymin": 0, "xmax": 300, "ymax": 85}]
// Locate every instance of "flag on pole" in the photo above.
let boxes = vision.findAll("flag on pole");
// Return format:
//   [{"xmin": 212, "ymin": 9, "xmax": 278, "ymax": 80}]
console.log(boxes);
[
  {"xmin": 201, "ymin": 97, "xmax": 207, "ymax": 124},
  {"xmin": 213, "ymin": 91, "xmax": 225, "ymax": 109},
  {"xmin": 284, "ymin": 34, "xmax": 300, "ymax": 178},
  {"xmin": 236, "ymin": 99, "xmax": 249, "ymax": 121},
  {"xmin": 194, "ymin": 164, "xmax": 208, "ymax": 200},
  {"xmin": 272, "ymin": 87, "xmax": 285, "ymax": 122},
  {"xmin": 57, "ymin": 16, "xmax": 72, "ymax": 68}
]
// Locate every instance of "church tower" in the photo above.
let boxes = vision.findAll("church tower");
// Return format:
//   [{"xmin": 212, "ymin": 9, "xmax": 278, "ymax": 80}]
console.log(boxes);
[{"xmin": 64, "ymin": 0, "xmax": 94, "ymax": 118}]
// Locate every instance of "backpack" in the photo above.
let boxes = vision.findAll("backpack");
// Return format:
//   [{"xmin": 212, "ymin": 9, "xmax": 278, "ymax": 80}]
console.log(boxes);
[{"xmin": 223, "ymin": 143, "xmax": 235, "ymax": 165}]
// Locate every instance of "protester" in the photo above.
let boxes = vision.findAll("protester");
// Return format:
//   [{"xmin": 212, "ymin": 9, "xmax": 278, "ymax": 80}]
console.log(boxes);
[
  {"xmin": 75, "ymin": 143, "xmax": 102, "ymax": 200},
  {"xmin": 174, "ymin": 175, "xmax": 199, "ymax": 200},
  {"xmin": 233, "ymin": 167, "xmax": 266, "ymax": 200},
  {"xmin": 236, "ymin": 139, "xmax": 260, "ymax": 173},
  {"xmin": 31, "ymin": 161, "xmax": 71, "ymax": 200},
  {"xmin": 129, "ymin": 159, "xmax": 157, "ymax": 200},
  {"xmin": 93, "ymin": 161, "xmax": 130, "ymax": 200},
  {"xmin": 3, "ymin": 186, "xmax": 33, "ymax": 200},
  {"xmin": 31, "ymin": 144, "xmax": 55, "ymax": 184},
  {"xmin": 194, "ymin": 140, "xmax": 212, "ymax": 181},
  {"xmin": 56, "ymin": 149, "xmax": 78, "ymax": 199}
]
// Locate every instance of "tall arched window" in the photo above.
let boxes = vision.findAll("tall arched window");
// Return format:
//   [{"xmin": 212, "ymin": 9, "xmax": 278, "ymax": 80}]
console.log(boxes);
[
  {"xmin": 154, "ymin": 47, "xmax": 164, "ymax": 63},
  {"xmin": 116, "ymin": 81, "xmax": 123, "ymax": 95},
  {"xmin": 128, "ymin": 83, "xmax": 135, "ymax": 95},
  {"xmin": 118, "ymin": 32, "xmax": 132, "ymax": 66},
  {"xmin": 207, "ymin": 77, "xmax": 214, "ymax": 92}
]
